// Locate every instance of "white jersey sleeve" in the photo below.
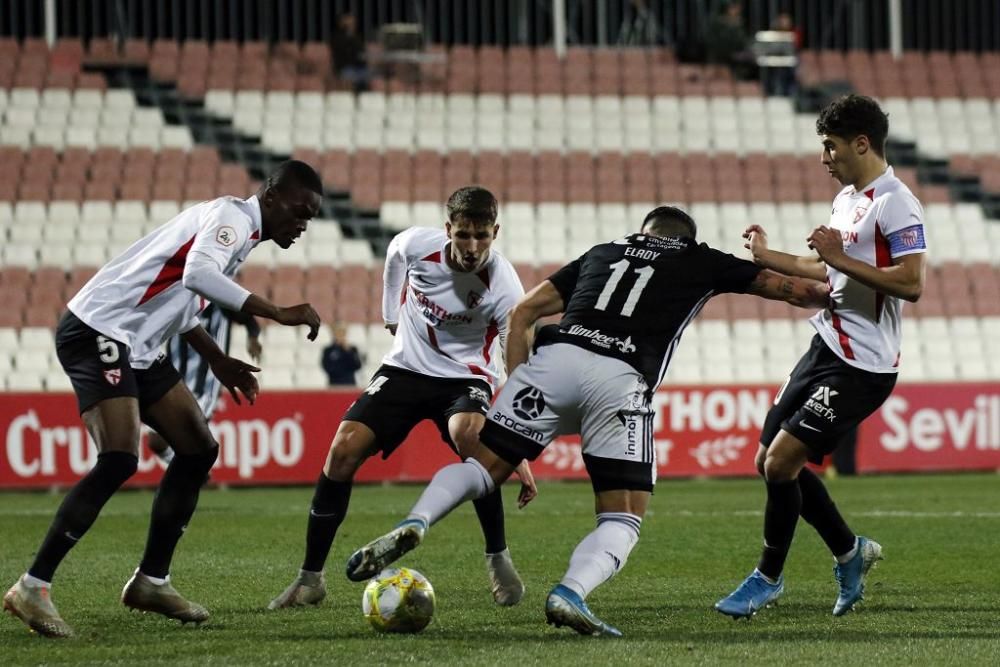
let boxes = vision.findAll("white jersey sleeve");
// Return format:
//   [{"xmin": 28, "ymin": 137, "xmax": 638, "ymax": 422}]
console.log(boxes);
[
  {"xmin": 183, "ymin": 201, "xmax": 254, "ymax": 311},
  {"xmin": 877, "ymin": 189, "xmax": 927, "ymax": 259},
  {"xmin": 489, "ymin": 258, "xmax": 526, "ymax": 366},
  {"xmin": 381, "ymin": 229, "xmax": 414, "ymax": 325}
]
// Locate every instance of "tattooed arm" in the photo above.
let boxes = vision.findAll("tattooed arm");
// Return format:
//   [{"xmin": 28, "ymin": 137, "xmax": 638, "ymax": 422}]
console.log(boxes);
[{"xmin": 745, "ymin": 269, "xmax": 831, "ymax": 309}]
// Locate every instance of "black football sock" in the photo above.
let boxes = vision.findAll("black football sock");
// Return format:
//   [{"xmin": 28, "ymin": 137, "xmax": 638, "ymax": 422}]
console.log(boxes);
[
  {"xmin": 28, "ymin": 451, "xmax": 138, "ymax": 582},
  {"xmin": 473, "ymin": 487, "xmax": 507, "ymax": 554},
  {"xmin": 798, "ymin": 467, "xmax": 856, "ymax": 557},
  {"xmin": 757, "ymin": 479, "xmax": 802, "ymax": 581},
  {"xmin": 302, "ymin": 473, "xmax": 353, "ymax": 572},
  {"xmin": 139, "ymin": 447, "xmax": 218, "ymax": 579}
]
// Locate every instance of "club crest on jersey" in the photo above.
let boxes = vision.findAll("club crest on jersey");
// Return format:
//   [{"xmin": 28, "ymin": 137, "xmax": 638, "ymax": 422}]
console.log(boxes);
[
  {"xmin": 467, "ymin": 290, "xmax": 483, "ymax": 308},
  {"xmin": 103, "ymin": 368, "xmax": 122, "ymax": 386},
  {"xmin": 216, "ymin": 226, "xmax": 237, "ymax": 246},
  {"xmin": 853, "ymin": 204, "xmax": 870, "ymax": 224}
]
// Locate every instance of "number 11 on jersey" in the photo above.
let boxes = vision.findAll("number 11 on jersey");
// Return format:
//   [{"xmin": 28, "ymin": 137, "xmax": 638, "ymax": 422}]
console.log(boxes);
[{"xmin": 594, "ymin": 259, "xmax": 655, "ymax": 317}]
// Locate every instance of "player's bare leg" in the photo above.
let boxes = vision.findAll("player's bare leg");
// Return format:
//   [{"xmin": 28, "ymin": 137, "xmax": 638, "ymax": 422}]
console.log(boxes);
[
  {"xmin": 123, "ymin": 382, "xmax": 217, "ymax": 624},
  {"xmin": 269, "ymin": 420, "xmax": 377, "ymax": 609},
  {"xmin": 545, "ymin": 489, "xmax": 648, "ymax": 638},
  {"xmin": 4, "ymin": 397, "xmax": 141, "ymax": 638},
  {"xmin": 451, "ymin": 412, "xmax": 524, "ymax": 606}
]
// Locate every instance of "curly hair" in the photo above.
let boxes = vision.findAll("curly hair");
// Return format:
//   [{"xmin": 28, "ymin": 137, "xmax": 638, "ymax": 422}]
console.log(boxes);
[{"xmin": 816, "ymin": 94, "xmax": 889, "ymax": 157}]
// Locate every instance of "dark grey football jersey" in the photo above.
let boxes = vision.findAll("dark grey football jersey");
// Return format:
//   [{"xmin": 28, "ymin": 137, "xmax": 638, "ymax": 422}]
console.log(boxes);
[{"xmin": 546, "ymin": 234, "xmax": 761, "ymax": 389}]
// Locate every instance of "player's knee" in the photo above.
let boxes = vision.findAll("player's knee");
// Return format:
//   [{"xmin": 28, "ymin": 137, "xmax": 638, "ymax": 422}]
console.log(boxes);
[
  {"xmin": 754, "ymin": 447, "xmax": 768, "ymax": 476},
  {"xmin": 762, "ymin": 454, "xmax": 794, "ymax": 482},
  {"xmin": 327, "ymin": 424, "xmax": 372, "ymax": 478},
  {"xmin": 185, "ymin": 417, "xmax": 219, "ymax": 455},
  {"xmin": 97, "ymin": 450, "xmax": 139, "ymax": 485},
  {"xmin": 451, "ymin": 425, "xmax": 481, "ymax": 455}
]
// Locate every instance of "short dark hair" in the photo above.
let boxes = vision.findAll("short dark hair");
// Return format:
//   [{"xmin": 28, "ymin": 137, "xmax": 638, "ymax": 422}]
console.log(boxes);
[
  {"xmin": 265, "ymin": 160, "xmax": 324, "ymax": 196},
  {"xmin": 815, "ymin": 94, "xmax": 889, "ymax": 158},
  {"xmin": 641, "ymin": 206, "xmax": 697, "ymax": 239},
  {"xmin": 446, "ymin": 186, "xmax": 498, "ymax": 225}
]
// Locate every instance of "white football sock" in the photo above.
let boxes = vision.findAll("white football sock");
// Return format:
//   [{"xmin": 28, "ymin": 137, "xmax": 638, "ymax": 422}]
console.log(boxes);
[
  {"xmin": 560, "ymin": 512, "xmax": 642, "ymax": 599},
  {"xmin": 408, "ymin": 458, "xmax": 495, "ymax": 527},
  {"xmin": 141, "ymin": 571, "xmax": 169, "ymax": 586}
]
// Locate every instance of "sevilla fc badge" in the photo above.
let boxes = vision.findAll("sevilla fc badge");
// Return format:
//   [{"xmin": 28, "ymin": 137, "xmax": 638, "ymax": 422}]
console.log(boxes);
[
  {"xmin": 103, "ymin": 368, "xmax": 122, "ymax": 386},
  {"xmin": 467, "ymin": 291, "xmax": 483, "ymax": 308}
]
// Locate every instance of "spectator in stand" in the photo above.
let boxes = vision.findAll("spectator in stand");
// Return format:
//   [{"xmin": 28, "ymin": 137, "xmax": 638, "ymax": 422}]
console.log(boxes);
[
  {"xmin": 704, "ymin": 1, "xmax": 757, "ymax": 80},
  {"xmin": 321, "ymin": 323, "xmax": 363, "ymax": 386},
  {"xmin": 762, "ymin": 11, "xmax": 801, "ymax": 97},
  {"xmin": 330, "ymin": 13, "xmax": 370, "ymax": 93}
]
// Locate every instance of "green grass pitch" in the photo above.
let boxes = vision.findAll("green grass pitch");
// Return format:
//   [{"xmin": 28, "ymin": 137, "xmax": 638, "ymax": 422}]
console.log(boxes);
[{"xmin": 3, "ymin": 474, "xmax": 999, "ymax": 665}]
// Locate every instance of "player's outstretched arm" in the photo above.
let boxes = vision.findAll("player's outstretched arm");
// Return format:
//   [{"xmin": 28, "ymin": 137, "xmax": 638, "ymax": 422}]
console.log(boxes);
[
  {"xmin": 808, "ymin": 225, "xmax": 926, "ymax": 302},
  {"xmin": 182, "ymin": 325, "xmax": 261, "ymax": 405},
  {"xmin": 744, "ymin": 224, "xmax": 827, "ymax": 281},
  {"xmin": 746, "ymin": 269, "xmax": 831, "ymax": 309},
  {"xmin": 241, "ymin": 293, "xmax": 322, "ymax": 341},
  {"xmin": 506, "ymin": 280, "xmax": 565, "ymax": 372}
]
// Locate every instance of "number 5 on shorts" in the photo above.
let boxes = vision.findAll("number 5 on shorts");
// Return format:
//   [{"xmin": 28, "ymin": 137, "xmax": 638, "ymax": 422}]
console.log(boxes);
[{"xmin": 96, "ymin": 335, "xmax": 119, "ymax": 363}]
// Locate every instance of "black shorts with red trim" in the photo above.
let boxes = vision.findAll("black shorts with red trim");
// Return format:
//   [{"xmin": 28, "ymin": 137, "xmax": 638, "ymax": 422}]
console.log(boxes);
[
  {"xmin": 55, "ymin": 311, "xmax": 182, "ymax": 414},
  {"xmin": 343, "ymin": 365, "xmax": 492, "ymax": 458},
  {"xmin": 760, "ymin": 335, "xmax": 896, "ymax": 464}
]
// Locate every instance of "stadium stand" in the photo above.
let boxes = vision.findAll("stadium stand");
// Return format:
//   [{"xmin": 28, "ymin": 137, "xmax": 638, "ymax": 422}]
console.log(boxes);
[{"xmin": 2, "ymin": 38, "xmax": 1000, "ymax": 391}]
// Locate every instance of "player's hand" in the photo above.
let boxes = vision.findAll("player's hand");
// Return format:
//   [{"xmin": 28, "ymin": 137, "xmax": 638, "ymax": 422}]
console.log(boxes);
[
  {"xmin": 385, "ymin": 322, "xmax": 398, "ymax": 336},
  {"xmin": 743, "ymin": 224, "xmax": 769, "ymax": 261},
  {"xmin": 211, "ymin": 356, "xmax": 260, "ymax": 406},
  {"xmin": 246, "ymin": 335, "xmax": 263, "ymax": 363},
  {"xmin": 514, "ymin": 460, "xmax": 538, "ymax": 509},
  {"xmin": 276, "ymin": 303, "xmax": 321, "ymax": 341},
  {"xmin": 807, "ymin": 225, "xmax": 846, "ymax": 266}
]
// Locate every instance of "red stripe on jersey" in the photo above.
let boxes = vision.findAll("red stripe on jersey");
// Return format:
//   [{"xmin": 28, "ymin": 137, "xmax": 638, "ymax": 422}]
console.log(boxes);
[
  {"xmin": 421, "ymin": 251, "xmax": 441, "ymax": 263},
  {"xmin": 466, "ymin": 363, "xmax": 489, "ymax": 380},
  {"xmin": 400, "ymin": 278, "xmax": 408, "ymax": 305},
  {"xmin": 137, "ymin": 235, "xmax": 197, "ymax": 306},
  {"xmin": 250, "ymin": 231, "xmax": 260, "ymax": 240},
  {"xmin": 863, "ymin": 188, "xmax": 875, "ymax": 200},
  {"xmin": 477, "ymin": 267, "xmax": 490, "ymax": 288},
  {"xmin": 873, "ymin": 223, "xmax": 891, "ymax": 323},
  {"xmin": 481, "ymin": 319, "xmax": 499, "ymax": 364},
  {"xmin": 426, "ymin": 323, "xmax": 492, "ymax": 383},
  {"xmin": 830, "ymin": 311, "xmax": 855, "ymax": 359}
]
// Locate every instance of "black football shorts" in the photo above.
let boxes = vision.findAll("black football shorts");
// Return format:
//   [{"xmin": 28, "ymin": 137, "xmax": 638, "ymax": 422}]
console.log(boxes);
[
  {"xmin": 343, "ymin": 364, "xmax": 493, "ymax": 458},
  {"xmin": 760, "ymin": 335, "xmax": 896, "ymax": 464},
  {"xmin": 55, "ymin": 311, "xmax": 181, "ymax": 415}
]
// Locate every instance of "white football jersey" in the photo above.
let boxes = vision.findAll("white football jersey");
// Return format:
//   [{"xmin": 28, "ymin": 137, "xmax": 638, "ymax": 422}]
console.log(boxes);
[
  {"xmin": 68, "ymin": 196, "xmax": 261, "ymax": 368},
  {"xmin": 381, "ymin": 227, "xmax": 524, "ymax": 386},
  {"xmin": 811, "ymin": 167, "xmax": 927, "ymax": 373}
]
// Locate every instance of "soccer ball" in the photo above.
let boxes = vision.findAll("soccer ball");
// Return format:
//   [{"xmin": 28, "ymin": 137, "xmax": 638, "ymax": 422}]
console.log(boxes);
[{"xmin": 361, "ymin": 567, "xmax": 435, "ymax": 633}]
